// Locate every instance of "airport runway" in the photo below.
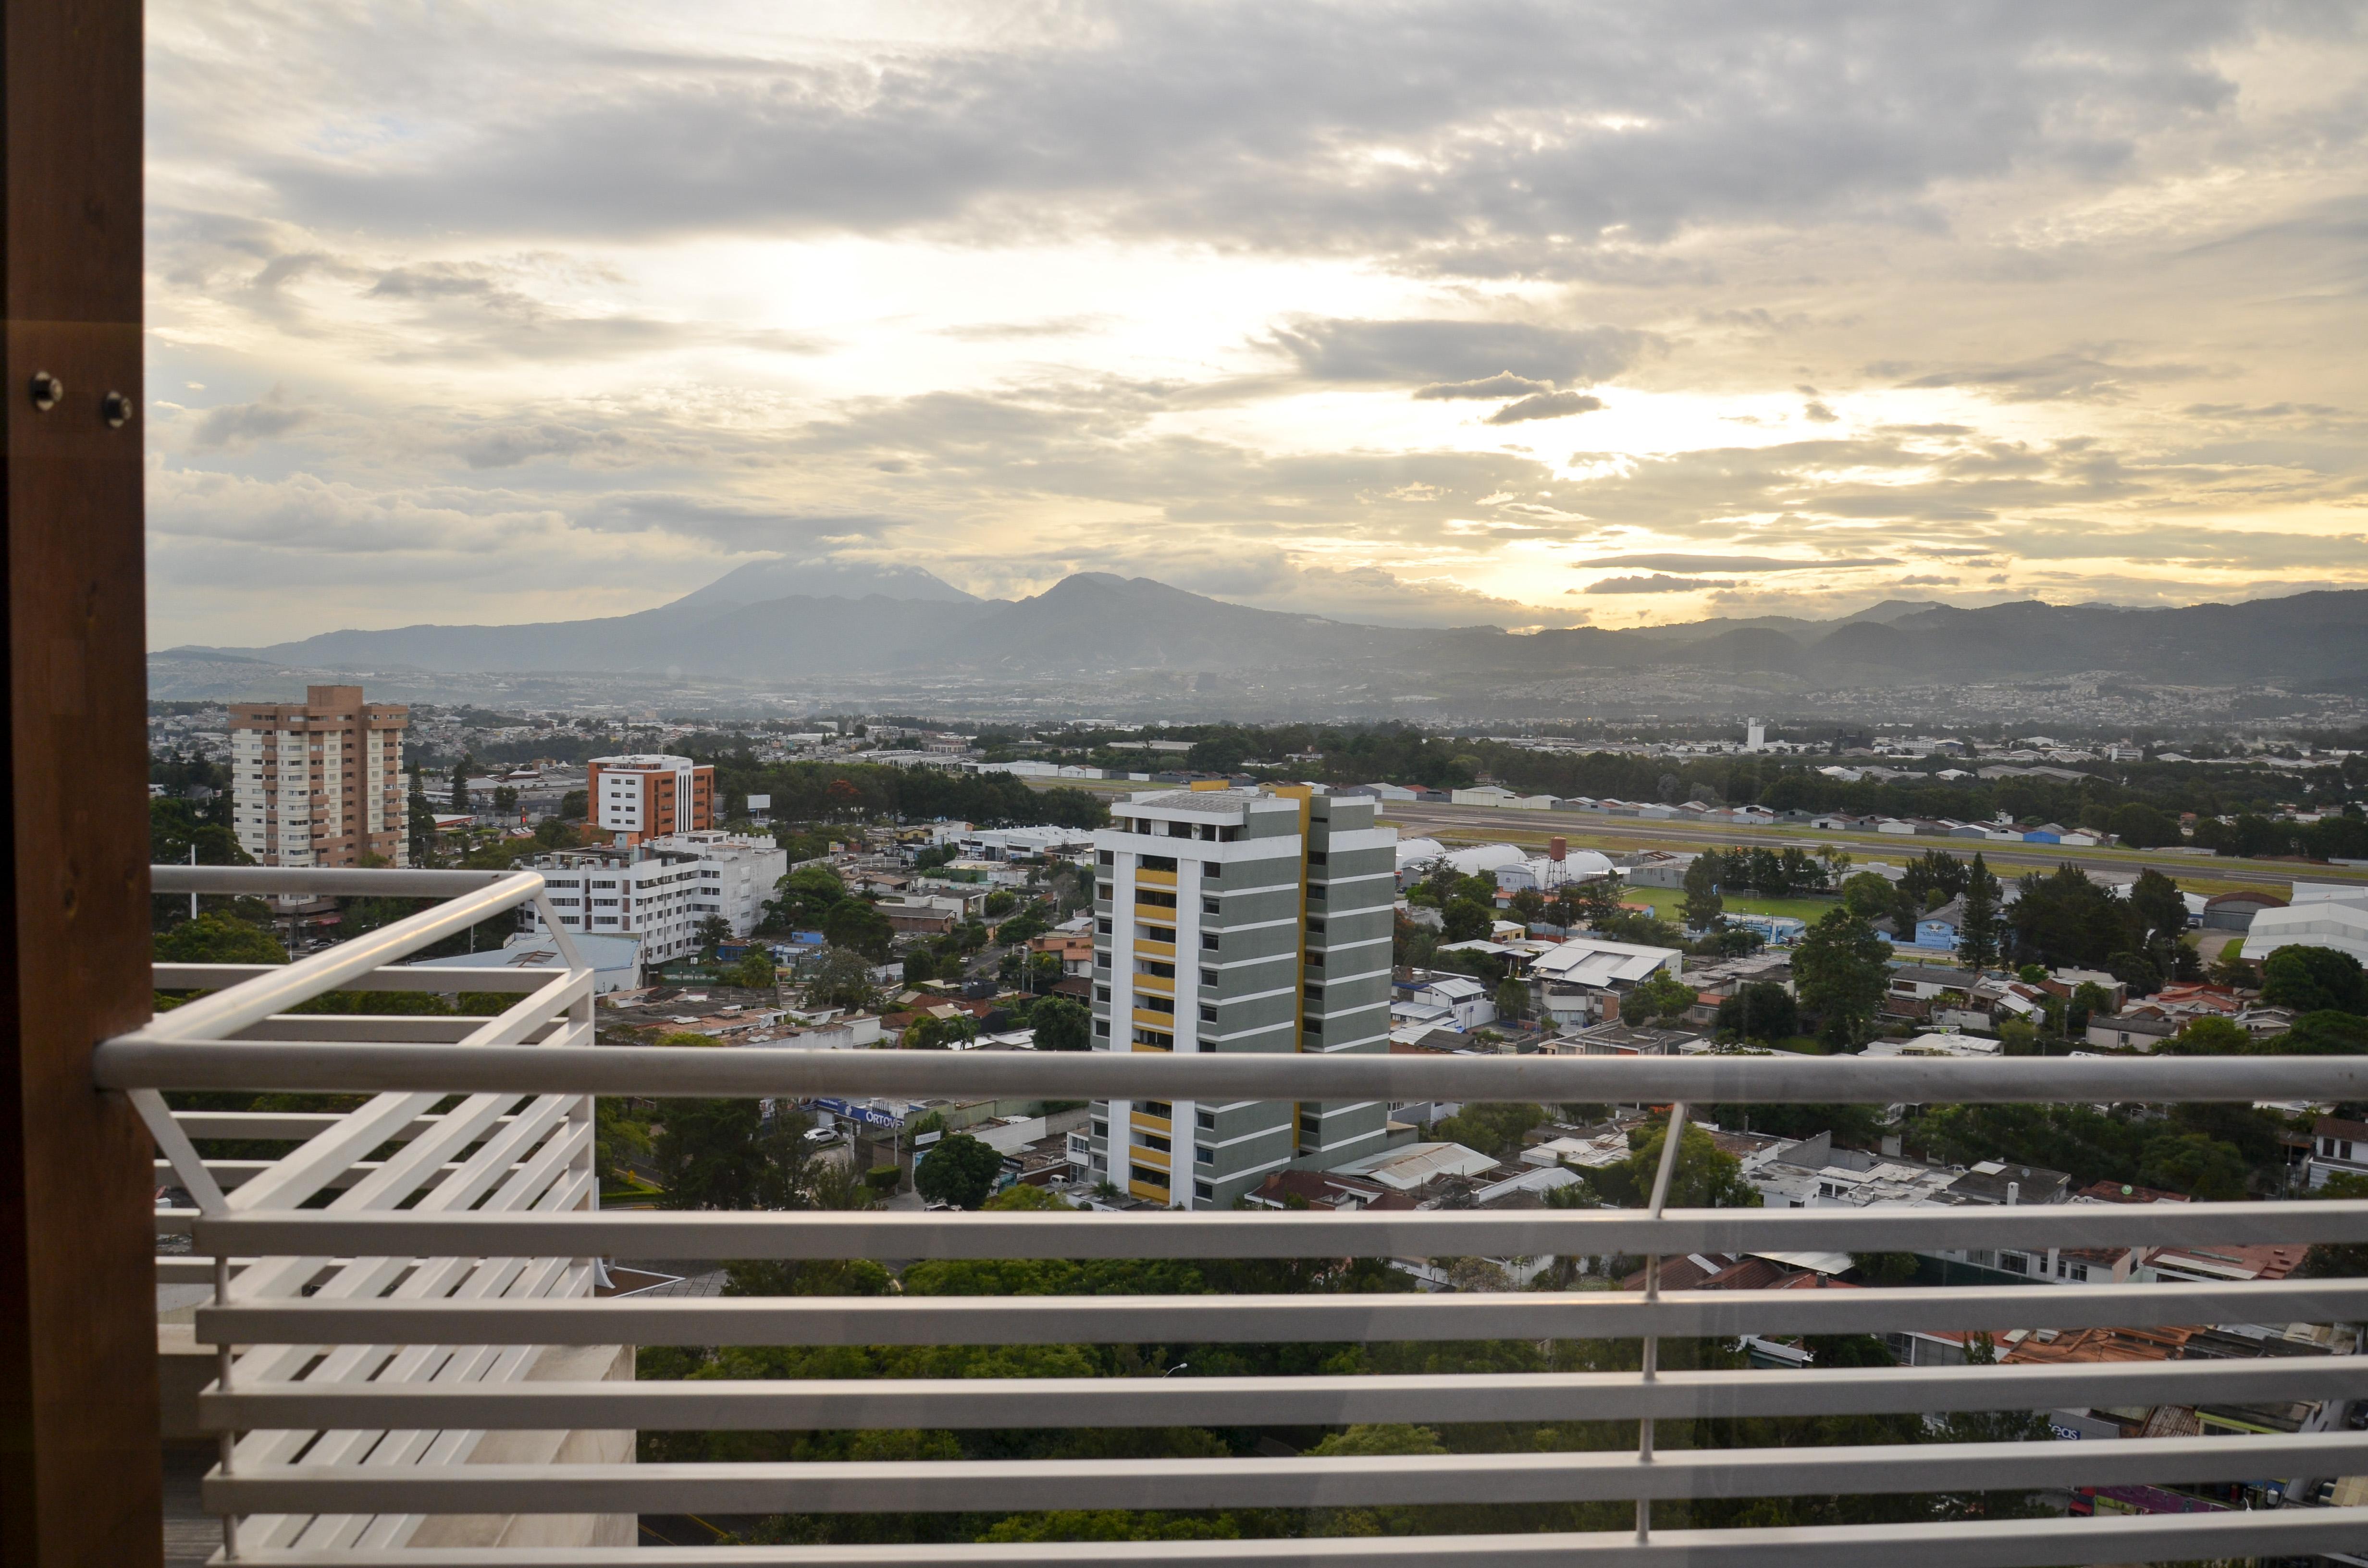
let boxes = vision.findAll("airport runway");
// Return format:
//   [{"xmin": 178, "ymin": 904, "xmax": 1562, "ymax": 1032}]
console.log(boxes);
[
  {"xmin": 1026, "ymin": 777, "xmax": 2359, "ymax": 891},
  {"xmin": 1376, "ymin": 800, "xmax": 2357, "ymax": 892}
]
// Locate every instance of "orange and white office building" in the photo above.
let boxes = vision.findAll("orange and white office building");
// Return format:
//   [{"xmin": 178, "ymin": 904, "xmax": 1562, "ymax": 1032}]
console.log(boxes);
[
  {"xmin": 587, "ymin": 754, "xmax": 714, "ymax": 846},
  {"xmin": 229, "ymin": 684, "xmax": 411, "ymax": 867}
]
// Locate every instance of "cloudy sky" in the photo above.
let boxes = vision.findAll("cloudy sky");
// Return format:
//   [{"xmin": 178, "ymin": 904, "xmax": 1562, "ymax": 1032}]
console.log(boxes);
[{"xmin": 147, "ymin": 2, "xmax": 2368, "ymax": 646}]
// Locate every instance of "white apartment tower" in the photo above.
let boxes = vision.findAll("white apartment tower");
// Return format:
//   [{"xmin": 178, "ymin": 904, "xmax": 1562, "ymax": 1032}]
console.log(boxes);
[
  {"xmin": 229, "ymin": 685, "xmax": 410, "ymax": 867},
  {"xmin": 1082, "ymin": 784, "xmax": 1398, "ymax": 1209}
]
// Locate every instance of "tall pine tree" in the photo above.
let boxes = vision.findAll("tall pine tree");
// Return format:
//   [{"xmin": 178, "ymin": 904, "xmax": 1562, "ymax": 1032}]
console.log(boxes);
[
  {"xmin": 1680, "ymin": 850, "xmax": 1726, "ymax": 931},
  {"xmin": 1957, "ymin": 852, "xmax": 2003, "ymax": 971}
]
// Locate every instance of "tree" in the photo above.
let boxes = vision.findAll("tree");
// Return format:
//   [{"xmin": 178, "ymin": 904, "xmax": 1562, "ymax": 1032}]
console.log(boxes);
[
  {"xmin": 902, "ymin": 1012, "xmax": 978, "ymax": 1050},
  {"xmin": 1035, "ymin": 786, "xmax": 1112, "ymax": 830},
  {"xmin": 594, "ymin": 1098, "xmax": 653, "ymax": 1188},
  {"xmin": 492, "ymin": 784, "xmax": 520, "ymax": 816},
  {"xmin": 771, "ymin": 862, "xmax": 848, "ymax": 928},
  {"xmin": 1441, "ymin": 897, "xmax": 1493, "ymax": 943},
  {"xmin": 2137, "ymin": 1128, "xmax": 2249, "ymax": 1201},
  {"xmin": 820, "ymin": 897, "xmax": 896, "ymax": 962},
  {"xmin": 408, "ymin": 771, "xmax": 435, "ymax": 861},
  {"xmin": 1840, "ymin": 871, "xmax": 1896, "ymax": 919},
  {"xmin": 449, "ymin": 755, "xmax": 473, "ymax": 812},
  {"xmin": 1585, "ymin": 1118, "xmax": 1763, "ymax": 1210},
  {"xmin": 1794, "ymin": 908, "xmax": 1892, "ymax": 1048},
  {"xmin": 903, "ymin": 947, "xmax": 936, "ymax": 985},
  {"xmin": 1680, "ymin": 852, "xmax": 1724, "ymax": 931},
  {"xmin": 1957, "ymin": 853, "xmax": 2002, "ymax": 971},
  {"xmin": 694, "ymin": 914, "xmax": 732, "ymax": 961},
  {"xmin": 2164, "ymin": 1014, "xmax": 2249, "ymax": 1054},
  {"xmin": 1627, "ymin": 971, "xmax": 1697, "ymax": 1025},
  {"xmin": 2267, "ymin": 1010, "xmax": 2368, "ymax": 1055},
  {"xmin": 2109, "ymin": 801, "xmax": 2182, "ymax": 849},
  {"xmin": 804, "ymin": 946, "xmax": 880, "ymax": 1012},
  {"xmin": 1714, "ymin": 981, "xmax": 1799, "ymax": 1044},
  {"xmin": 983, "ymin": 1182, "xmax": 1071, "ymax": 1211},
  {"xmin": 915, "ymin": 1131, "xmax": 1005, "ymax": 1209},
  {"xmin": 2066, "ymin": 980, "xmax": 2115, "ymax": 1035},
  {"xmin": 1568, "ymin": 879, "xmax": 1624, "ymax": 930},
  {"xmin": 1433, "ymin": 1102, "xmax": 1546, "ymax": 1162},
  {"xmin": 722, "ymin": 951, "xmax": 776, "ymax": 990},
  {"xmin": 2261, "ymin": 946, "xmax": 2368, "ymax": 1017},
  {"xmin": 1032, "ymin": 995, "xmax": 1092, "ymax": 1051},
  {"xmin": 531, "ymin": 815, "xmax": 582, "ymax": 849},
  {"xmin": 154, "ymin": 912, "xmax": 286, "ymax": 965},
  {"xmin": 2129, "ymin": 869, "xmax": 2188, "ymax": 965},
  {"xmin": 2006, "ymin": 864, "xmax": 2128, "ymax": 970},
  {"xmin": 651, "ymin": 1099, "xmax": 813, "ymax": 1210}
]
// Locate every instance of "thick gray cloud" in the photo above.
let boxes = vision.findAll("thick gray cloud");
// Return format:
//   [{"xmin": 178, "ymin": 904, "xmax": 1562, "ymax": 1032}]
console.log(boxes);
[
  {"xmin": 1485, "ymin": 391, "xmax": 1605, "ymax": 425},
  {"xmin": 1586, "ymin": 574, "xmax": 1735, "ymax": 594},
  {"xmin": 1579, "ymin": 553, "xmax": 1900, "ymax": 573},
  {"xmin": 1269, "ymin": 319, "xmax": 1645, "ymax": 386},
  {"xmin": 201, "ymin": 3, "xmax": 2266, "ymax": 279},
  {"xmin": 1413, "ymin": 373, "xmax": 1553, "ymax": 401},
  {"xmin": 190, "ymin": 391, "xmax": 312, "ymax": 450},
  {"xmin": 1886, "ymin": 351, "xmax": 2209, "ymax": 403}
]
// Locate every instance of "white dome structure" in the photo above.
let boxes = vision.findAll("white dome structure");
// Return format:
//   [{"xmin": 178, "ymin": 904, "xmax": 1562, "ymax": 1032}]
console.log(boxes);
[
  {"xmin": 1441, "ymin": 843, "xmax": 1526, "ymax": 877},
  {"xmin": 1394, "ymin": 837, "xmax": 1447, "ymax": 873}
]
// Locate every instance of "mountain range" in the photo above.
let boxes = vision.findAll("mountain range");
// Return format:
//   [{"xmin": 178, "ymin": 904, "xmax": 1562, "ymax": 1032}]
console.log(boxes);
[{"xmin": 170, "ymin": 561, "xmax": 2368, "ymax": 690}]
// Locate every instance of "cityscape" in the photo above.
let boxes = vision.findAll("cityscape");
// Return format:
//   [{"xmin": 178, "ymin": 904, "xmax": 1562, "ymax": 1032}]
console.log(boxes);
[{"xmin": 5, "ymin": 4, "xmax": 2365, "ymax": 1568}]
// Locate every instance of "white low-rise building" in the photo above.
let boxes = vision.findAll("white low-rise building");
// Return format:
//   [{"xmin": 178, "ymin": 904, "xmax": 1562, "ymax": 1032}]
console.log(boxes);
[
  {"xmin": 521, "ymin": 830, "xmax": 787, "ymax": 965},
  {"xmin": 1862, "ymin": 1032, "xmax": 2004, "ymax": 1059},
  {"xmin": 2244, "ymin": 882, "xmax": 2368, "ymax": 965}
]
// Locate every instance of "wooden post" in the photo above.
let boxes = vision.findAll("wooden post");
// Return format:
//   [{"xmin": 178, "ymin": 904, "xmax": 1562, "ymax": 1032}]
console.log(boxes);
[{"xmin": 0, "ymin": 0, "xmax": 156, "ymax": 1564}]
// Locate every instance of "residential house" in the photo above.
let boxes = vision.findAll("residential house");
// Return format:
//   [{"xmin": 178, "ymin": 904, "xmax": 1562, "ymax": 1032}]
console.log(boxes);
[
  {"xmin": 1946, "ymin": 1160, "xmax": 2073, "ymax": 1206},
  {"xmin": 1027, "ymin": 931, "xmax": 1097, "ymax": 977},
  {"xmin": 1907, "ymin": 895, "xmax": 1965, "ymax": 952},
  {"xmin": 2307, "ymin": 1115, "xmax": 2368, "ymax": 1190},
  {"xmin": 2085, "ymin": 1011, "xmax": 2180, "ymax": 1052},
  {"xmin": 1548, "ymin": 1020, "xmax": 1702, "ymax": 1058},
  {"xmin": 1529, "ymin": 935, "xmax": 1685, "ymax": 1027},
  {"xmin": 1400, "ymin": 974, "xmax": 1496, "ymax": 1032}
]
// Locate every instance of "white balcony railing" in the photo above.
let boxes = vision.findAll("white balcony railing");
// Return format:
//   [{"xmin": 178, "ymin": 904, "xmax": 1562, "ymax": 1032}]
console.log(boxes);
[{"xmin": 110, "ymin": 866, "xmax": 2368, "ymax": 1565}]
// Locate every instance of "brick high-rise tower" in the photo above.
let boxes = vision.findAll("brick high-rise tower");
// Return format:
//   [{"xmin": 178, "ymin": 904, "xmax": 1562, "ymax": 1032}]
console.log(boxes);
[{"xmin": 228, "ymin": 685, "xmax": 409, "ymax": 867}]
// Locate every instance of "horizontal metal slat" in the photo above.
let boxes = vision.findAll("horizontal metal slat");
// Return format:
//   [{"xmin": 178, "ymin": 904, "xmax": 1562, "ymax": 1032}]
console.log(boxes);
[
  {"xmin": 153, "ymin": 963, "xmax": 562, "ymax": 994},
  {"xmin": 136, "ymin": 1507, "xmax": 2368, "ymax": 1568},
  {"xmin": 194, "ymin": 1277, "xmax": 2368, "ymax": 1348},
  {"xmin": 199, "ymin": 1355, "xmax": 2368, "ymax": 1432},
  {"xmin": 197, "ymin": 1431, "xmax": 2368, "ymax": 1514},
  {"xmin": 152, "ymin": 866, "xmax": 526, "ymax": 897},
  {"xmin": 189, "ymin": 1199, "xmax": 2368, "ymax": 1263},
  {"xmin": 172, "ymin": 1109, "xmax": 521, "ymax": 1141},
  {"xmin": 92, "ymin": 1039, "xmax": 2368, "ymax": 1102}
]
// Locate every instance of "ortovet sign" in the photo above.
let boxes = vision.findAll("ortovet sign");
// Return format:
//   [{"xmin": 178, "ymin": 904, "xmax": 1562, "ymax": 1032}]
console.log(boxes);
[{"xmin": 809, "ymin": 1097, "xmax": 907, "ymax": 1131}]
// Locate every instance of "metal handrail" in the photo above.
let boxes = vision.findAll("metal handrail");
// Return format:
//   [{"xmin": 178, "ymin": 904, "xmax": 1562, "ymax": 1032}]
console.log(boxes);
[
  {"xmin": 95, "ymin": 1037, "xmax": 2368, "ymax": 1101},
  {"xmin": 194, "ymin": 1354, "xmax": 2368, "ymax": 1429},
  {"xmin": 183, "ymin": 1199, "xmax": 2368, "ymax": 1258},
  {"xmin": 119, "ymin": 864, "xmax": 2368, "ymax": 1567}
]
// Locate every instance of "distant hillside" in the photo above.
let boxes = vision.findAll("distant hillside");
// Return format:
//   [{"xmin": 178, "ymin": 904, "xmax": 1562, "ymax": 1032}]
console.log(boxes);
[{"xmin": 182, "ymin": 564, "xmax": 2368, "ymax": 689}]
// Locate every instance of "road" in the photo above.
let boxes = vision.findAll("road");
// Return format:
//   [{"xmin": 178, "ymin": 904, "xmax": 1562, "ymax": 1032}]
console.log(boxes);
[{"xmin": 1026, "ymin": 776, "xmax": 2360, "ymax": 892}]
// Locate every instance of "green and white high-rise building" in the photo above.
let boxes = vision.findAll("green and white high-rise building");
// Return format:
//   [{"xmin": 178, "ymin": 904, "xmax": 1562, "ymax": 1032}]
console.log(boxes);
[{"xmin": 1081, "ymin": 784, "xmax": 1399, "ymax": 1208}]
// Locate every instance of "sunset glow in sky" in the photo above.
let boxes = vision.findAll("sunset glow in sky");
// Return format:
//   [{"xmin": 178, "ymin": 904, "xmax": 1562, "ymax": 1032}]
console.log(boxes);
[{"xmin": 146, "ymin": 3, "xmax": 2368, "ymax": 645}]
